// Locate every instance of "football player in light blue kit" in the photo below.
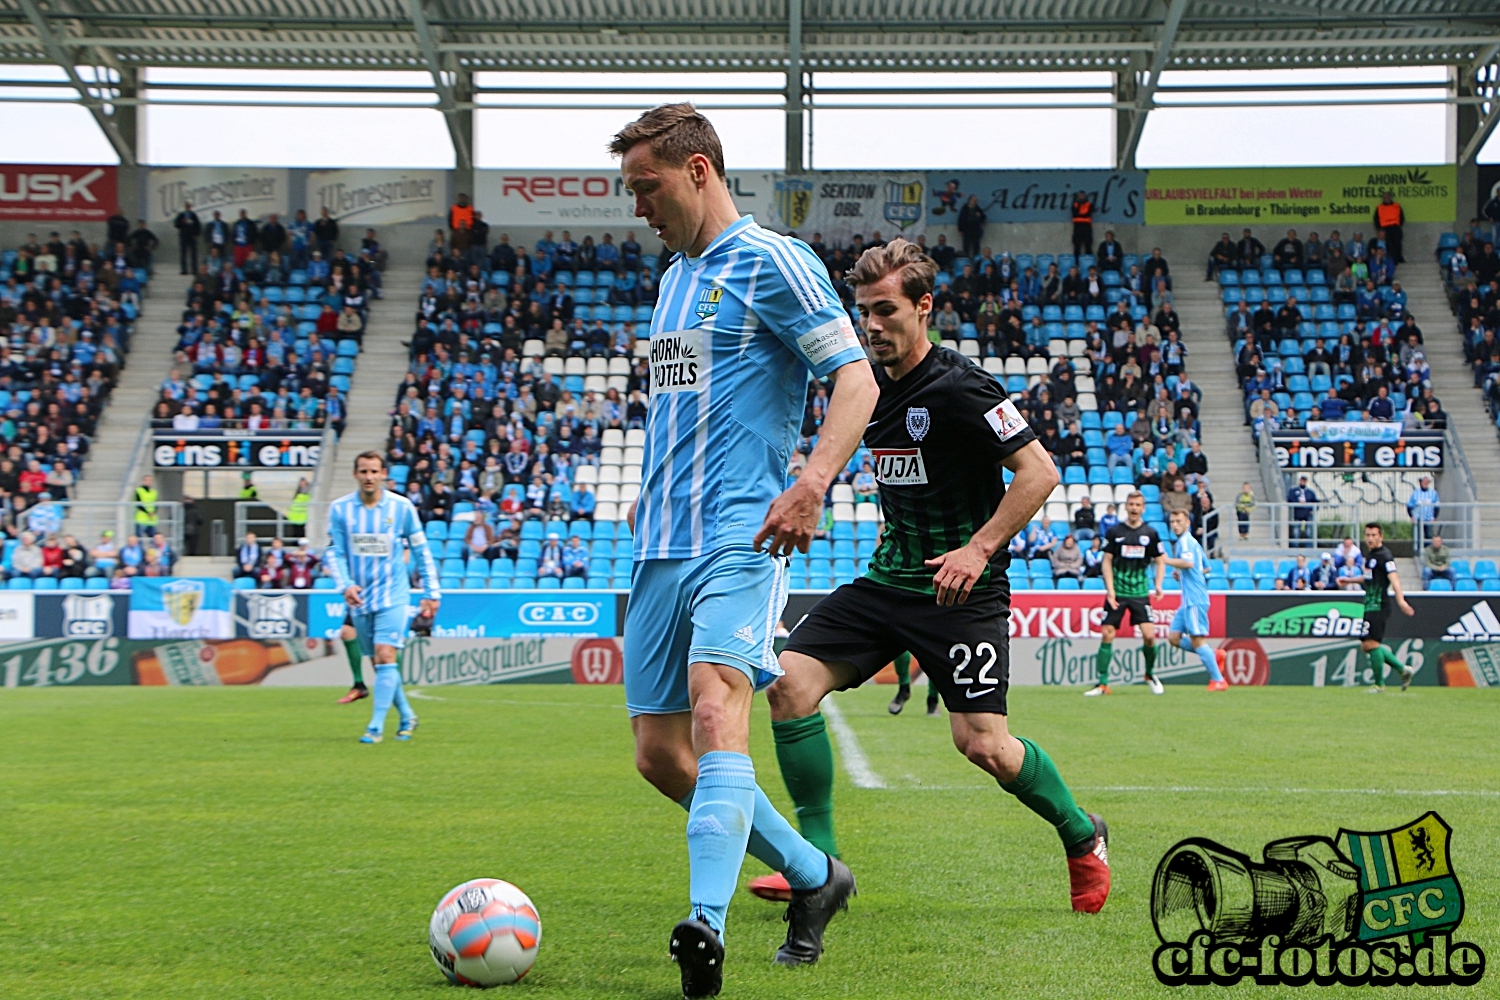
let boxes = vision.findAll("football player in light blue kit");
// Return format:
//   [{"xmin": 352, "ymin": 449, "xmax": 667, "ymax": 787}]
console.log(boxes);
[
  {"xmin": 1164, "ymin": 508, "xmax": 1227, "ymax": 690},
  {"xmin": 609, "ymin": 104, "xmax": 879, "ymax": 997},
  {"xmin": 326, "ymin": 451, "xmax": 442, "ymax": 742}
]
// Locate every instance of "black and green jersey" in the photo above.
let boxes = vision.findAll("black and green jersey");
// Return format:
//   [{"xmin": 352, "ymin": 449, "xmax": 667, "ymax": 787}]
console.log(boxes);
[
  {"xmin": 1103, "ymin": 521, "xmax": 1163, "ymax": 598},
  {"xmin": 863, "ymin": 346, "xmax": 1036, "ymax": 595},
  {"xmin": 1362, "ymin": 545, "xmax": 1397, "ymax": 613}
]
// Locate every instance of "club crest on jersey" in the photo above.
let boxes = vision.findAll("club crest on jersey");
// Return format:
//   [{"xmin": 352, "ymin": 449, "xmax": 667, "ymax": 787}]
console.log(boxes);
[
  {"xmin": 906, "ymin": 407, "xmax": 930, "ymax": 442},
  {"xmin": 695, "ymin": 285, "xmax": 723, "ymax": 318}
]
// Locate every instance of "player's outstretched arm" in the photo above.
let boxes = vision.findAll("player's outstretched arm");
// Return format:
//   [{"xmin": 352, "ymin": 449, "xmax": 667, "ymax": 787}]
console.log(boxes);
[
  {"xmin": 926, "ymin": 437, "xmax": 1058, "ymax": 606},
  {"xmin": 755, "ymin": 359, "xmax": 878, "ymax": 557}
]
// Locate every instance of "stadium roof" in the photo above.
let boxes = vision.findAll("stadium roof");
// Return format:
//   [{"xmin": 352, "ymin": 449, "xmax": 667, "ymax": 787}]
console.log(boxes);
[
  {"xmin": 0, "ymin": 0, "xmax": 1496, "ymax": 168},
  {"xmin": 0, "ymin": 0, "xmax": 1495, "ymax": 72}
]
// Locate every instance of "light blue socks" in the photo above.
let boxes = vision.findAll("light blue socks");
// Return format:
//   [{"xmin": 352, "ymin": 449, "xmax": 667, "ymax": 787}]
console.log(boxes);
[
  {"xmin": 368, "ymin": 663, "xmax": 413, "ymax": 735},
  {"xmin": 685, "ymin": 751, "xmax": 757, "ymax": 935},
  {"xmin": 1179, "ymin": 634, "xmax": 1224, "ymax": 682}
]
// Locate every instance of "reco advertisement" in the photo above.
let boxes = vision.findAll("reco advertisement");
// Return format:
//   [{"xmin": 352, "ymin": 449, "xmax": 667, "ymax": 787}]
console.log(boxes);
[
  {"xmin": 0, "ymin": 164, "xmax": 118, "ymax": 222},
  {"xmin": 474, "ymin": 169, "xmax": 771, "ymax": 227}
]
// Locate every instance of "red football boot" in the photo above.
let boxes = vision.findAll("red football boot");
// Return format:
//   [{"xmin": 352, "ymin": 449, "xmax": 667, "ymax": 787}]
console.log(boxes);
[
  {"xmin": 1067, "ymin": 814, "xmax": 1111, "ymax": 914},
  {"xmin": 748, "ymin": 872, "xmax": 792, "ymax": 902}
]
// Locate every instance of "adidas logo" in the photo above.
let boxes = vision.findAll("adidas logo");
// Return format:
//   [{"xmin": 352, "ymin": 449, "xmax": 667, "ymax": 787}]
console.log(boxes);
[
  {"xmin": 734, "ymin": 625, "xmax": 756, "ymax": 644},
  {"xmin": 1444, "ymin": 601, "xmax": 1500, "ymax": 641}
]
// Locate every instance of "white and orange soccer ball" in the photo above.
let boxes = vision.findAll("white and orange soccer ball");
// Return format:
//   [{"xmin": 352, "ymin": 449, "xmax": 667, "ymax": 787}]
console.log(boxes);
[{"xmin": 429, "ymin": 878, "xmax": 541, "ymax": 987}]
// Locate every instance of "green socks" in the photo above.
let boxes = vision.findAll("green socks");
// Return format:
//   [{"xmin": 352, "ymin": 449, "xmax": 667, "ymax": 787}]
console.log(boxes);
[
  {"xmin": 1096, "ymin": 643, "xmax": 1113, "ymax": 686},
  {"xmin": 343, "ymin": 637, "xmax": 364, "ymax": 687},
  {"xmin": 1000, "ymin": 736, "xmax": 1096, "ymax": 852},
  {"xmin": 1142, "ymin": 641, "xmax": 1157, "ymax": 679},
  {"xmin": 1370, "ymin": 645, "xmax": 1402, "ymax": 684},
  {"xmin": 771, "ymin": 713, "xmax": 839, "ymax": 858},
  {"xmin": 893, "ymin": 651, "xmax": 912, "ymax": 689}
]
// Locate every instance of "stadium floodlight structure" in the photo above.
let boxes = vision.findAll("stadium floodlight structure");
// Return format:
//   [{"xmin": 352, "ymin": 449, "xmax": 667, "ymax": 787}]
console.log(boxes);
[{"xmin": 0, "ymin": 0, "xmax": 1497, "ymax": 173}]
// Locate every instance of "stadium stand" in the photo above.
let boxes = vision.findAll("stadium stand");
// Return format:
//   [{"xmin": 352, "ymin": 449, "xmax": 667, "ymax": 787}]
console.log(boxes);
[
  {"xmin": 1221, "ymin": 227, "xmax": 1440, "ymax": 435},
  {"xmin": 375, "ymin": 224, "xmax": 1220, "ymax": 592},
  {"xmin": 0, "ymin": 230, "xmax": 151, "ymax": 587},
  {"xmin": 1446, "ymin": 226, "xmax": 1500, "ymax": 435},
  {"xmin": 150, "ymin": 217, "xmax": 383, "ymax": 588}
]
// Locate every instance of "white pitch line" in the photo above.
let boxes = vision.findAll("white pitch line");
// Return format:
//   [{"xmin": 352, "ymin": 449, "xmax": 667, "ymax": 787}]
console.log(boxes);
[
  {"xmin": 407, "ymin": 689, "xmax": 446, "ymax": 701},
  {"xmin": 868, "ymin": 783, "xmax": 1500, "ymax": 797},
  {"xmin": 820, "ymin": 695, "xmax": 886, "ymax": 789}
]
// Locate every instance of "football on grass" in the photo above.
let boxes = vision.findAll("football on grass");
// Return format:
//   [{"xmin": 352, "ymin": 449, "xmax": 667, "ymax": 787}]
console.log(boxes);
[{"xmin": 429, "ymin": 879, "xmax": 541, "ymax": 986}]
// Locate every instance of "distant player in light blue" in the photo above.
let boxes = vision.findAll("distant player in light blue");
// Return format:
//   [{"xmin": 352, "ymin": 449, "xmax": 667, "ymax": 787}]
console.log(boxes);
[
  {"xmin": 1164, "ymin": 509, "xmax": 1227, "ymax": 691},
  {"xmin": 326, "ymin": 451, "xmax": 441, "ymax": 742},
  {"xmin": 609, "ymin": 104, "xmax": 879, "ymax": 997}
]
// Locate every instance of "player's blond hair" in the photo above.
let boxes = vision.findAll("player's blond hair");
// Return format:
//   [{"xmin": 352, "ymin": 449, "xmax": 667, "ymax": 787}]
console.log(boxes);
[{"xmin": 847, "ymin": 237, "xmax": 937, "ymax": 306}]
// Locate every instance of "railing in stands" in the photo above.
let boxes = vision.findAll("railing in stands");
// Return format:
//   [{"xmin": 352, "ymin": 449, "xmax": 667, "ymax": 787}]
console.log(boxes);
[
  {"xmin": 1231, "ymin": 500, "xmax": 1500, "ymax": 552},
  {"xmin": 234, "ymin": 500, "xmax": 330, "ymax": 547},
  {"xmin": 28, "ymin": 500, "xmax": 185, "ymax": 555}
]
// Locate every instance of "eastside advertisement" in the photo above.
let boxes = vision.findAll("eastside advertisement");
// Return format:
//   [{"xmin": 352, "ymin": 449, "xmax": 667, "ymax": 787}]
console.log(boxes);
[{"xmin": 1144, "ymin": 165, "xmax": 1456, "ymax": 226}]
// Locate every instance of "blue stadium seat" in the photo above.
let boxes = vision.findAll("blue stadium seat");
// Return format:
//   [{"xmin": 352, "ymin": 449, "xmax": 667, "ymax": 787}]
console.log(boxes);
[
  {"xmin": 1428, "ymin": 579, "xmax": 1453, "ymax": 591},
  {"xmin": 1457, "ymin": 579, "xmax": 1478, "ymax": 592}
]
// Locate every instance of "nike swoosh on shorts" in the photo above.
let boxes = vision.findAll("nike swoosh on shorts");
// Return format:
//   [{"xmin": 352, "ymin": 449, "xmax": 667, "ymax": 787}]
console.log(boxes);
[{"xmin": 966, "ymin": 687, "xmax": 997, "ymax": 699}]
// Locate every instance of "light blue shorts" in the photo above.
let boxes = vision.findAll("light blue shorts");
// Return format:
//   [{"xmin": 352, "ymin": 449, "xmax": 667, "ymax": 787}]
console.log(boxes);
[
  {"xmin": 1170, "ymin": 602, "xmax": 1210, "ymax": 638},
  {"xmin": 351, "ymin": 605, "xmax": 412, "ymax": 657},
  {"xmin": 623, "ymin": 546, "xmax": 789, "ymax": 716}
]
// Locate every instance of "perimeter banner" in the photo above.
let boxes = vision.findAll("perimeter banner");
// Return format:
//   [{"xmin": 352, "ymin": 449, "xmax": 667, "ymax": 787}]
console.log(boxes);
[
  {"xmin": 766, "ymin": 172, "xmax": 928, "ymax": 245},
  {"xmin": 1144, "ymin": 166, "xmax": 1456, "ymax": 226},
  {"xmin": 474, "ymin": 170, "xmax": 772, "ymax": 228},
  {"xmin": 0, "ymin": 165, "xmax": 118, "ymax": 222},
  {"xmin": 146, "ymin": 167, "xmax": 290, "ymax": 226},
  {"xmin": 306, "ymin": 169, "xmax": 447, "ymax": 225},
  {"xmin": 925, "ymin": 170, "xmax": 1146, "ymax": 225}
]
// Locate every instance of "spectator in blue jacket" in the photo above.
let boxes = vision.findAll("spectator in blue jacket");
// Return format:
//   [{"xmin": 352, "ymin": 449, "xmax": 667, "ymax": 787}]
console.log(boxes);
[{"xmin": 1105, "ymin": 424, "xmax": 1134, "ymax": 472}]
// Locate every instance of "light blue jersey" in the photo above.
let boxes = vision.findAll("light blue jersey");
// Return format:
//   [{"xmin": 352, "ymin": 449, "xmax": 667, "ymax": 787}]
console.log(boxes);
[
  {"xmin": 325, "ymin": 490, "xmax": 440, "ymax": 613},
  {"xmin": 634, "ymin": 215, "xmax": 866, "ymax": 561},
  {"xmin": 1175, "ymin": 531, "xmax": 1211, "ymax": 609}
]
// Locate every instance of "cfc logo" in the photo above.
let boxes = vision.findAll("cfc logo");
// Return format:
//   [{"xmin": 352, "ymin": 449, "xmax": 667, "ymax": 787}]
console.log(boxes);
[{"xmin": 62, "ymin": 594, "xmax": 114, "ymax": 637}]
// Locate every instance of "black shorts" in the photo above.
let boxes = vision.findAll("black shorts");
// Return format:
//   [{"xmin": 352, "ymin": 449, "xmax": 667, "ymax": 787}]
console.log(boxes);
[
  {"xmin": 782, "ymin": 577, "xmax": 1009, "ymax": 714},
  {"xmin": 1102, "ymin": 596, "xmax": 1152, "ymax": 630},
  {"xmin": 1362, "ymin": 610, "xmax": 1388, "ymax": 642}
]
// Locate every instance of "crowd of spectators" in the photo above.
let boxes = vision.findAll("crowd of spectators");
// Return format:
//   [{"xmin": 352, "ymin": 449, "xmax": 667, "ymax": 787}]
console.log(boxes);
[
  {"xmin": 1441, "ymin": 224, "xmax": 1500, "ymax": 434},
  {"xmin": 151, "ymin": 214, "xmax": 381, "ymax": 434},
  {"xmin": 0, "ymin": 228, "xmax": 141, "ymax": 576},
  {"xmin": 1218, "ymin": 226, "xmax": 1446, "ymax": 434}
]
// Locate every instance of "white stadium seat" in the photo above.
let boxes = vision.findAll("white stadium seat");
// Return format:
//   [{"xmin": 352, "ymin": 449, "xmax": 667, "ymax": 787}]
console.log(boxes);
[
  {"xmin": 586, "ymin": 357, "xmax": 608, "ymax": 376},
  {"xmin": 601, "ymin": 429, "xmax": 625, "ymax": 448},
  {"xmin": 522, "ymin": 339, "xmax": 544, "ymax": 357},
  {"xmin": 1004, "ymin": 357, "xmax": 1025, "ymax": 376},
  {"xmin": 625, "ymin": 428, "xmax": 647, "ymax": 447},
  {"xmin": 620, "ymin": 483, "xmax": 640, "ymax": 503},
  {"xmin": 565, "ymin": 357, "xmax": 586, "ymax": 376},
  {"xmin": 600, "ymin": 446, "xmax": 623, "ymax": 466},
  {"xmin": 594, "ymin": 501, "xmax": 618, "ymax": 522},
  {"xmin": 1026, "ymin": 357, "xmax": 1049, "ymax": 375},
  {"xmin": 608, "ymin": 357, "xmax": 631, "ymax": 376},
  {"xmin": 854, "ymin": 503, "xmax": 882, "ymax": 522},
  {"xmin": 597, "ymin": 484, "xmax": 621, "ymax": 502},
  {"xmin": 832, "ymin": 502, "xmax": 855, "ymax": 522},
  {"xmin": 831, "ymin": 483, "xmax": 855, "ymax": 504}
]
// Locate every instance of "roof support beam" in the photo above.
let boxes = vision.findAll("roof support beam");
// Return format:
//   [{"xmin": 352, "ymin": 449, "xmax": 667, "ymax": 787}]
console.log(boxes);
[
  {"xmin": 785, "ymin": 0, "xmax": 804, "ymax": 173},
  {"xmin": 14, "ymin": 0, "xmax": 135, "ymax": 165},
  {"xmin": 406, "ymin": 0, "xmax": 471, "ymax": 169},
  {"xmin": 1118, "ymin": 0, "xmax": 1188, "ymax": 170},
  {"xmin": 1459, "ymin": 96, "xmax": 1500, "ymax": 165}
]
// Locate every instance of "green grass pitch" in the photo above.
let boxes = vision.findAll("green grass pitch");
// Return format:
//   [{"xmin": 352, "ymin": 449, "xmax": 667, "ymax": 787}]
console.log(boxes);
[{"xmin": 1, "ymin": 684, "xmax": 1496, "ymax": 998}]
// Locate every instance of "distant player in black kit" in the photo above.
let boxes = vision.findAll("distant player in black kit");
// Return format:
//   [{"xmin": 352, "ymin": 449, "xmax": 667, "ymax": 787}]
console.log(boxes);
[
  {"xmin": 1360, "ymin": 522, "xmax": 1416, "ymax": 691},
  {"xmin": 750, "ymin": 239, "xmax": 1112, "ymax": 925},
  {"xmin": 1086, "ymin": 491, "xmax": 1166, "ymax": 696}
]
